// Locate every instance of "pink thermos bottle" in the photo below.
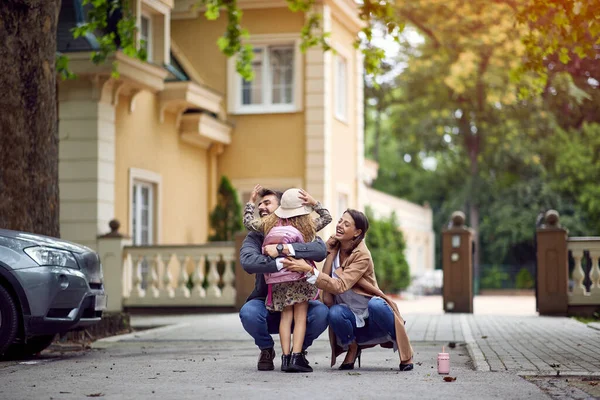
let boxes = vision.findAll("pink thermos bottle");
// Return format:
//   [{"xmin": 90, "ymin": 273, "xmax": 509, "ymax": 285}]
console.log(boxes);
[{"xmin": 438, "ymin": 346, "xmax": 450, "ymax": 374}]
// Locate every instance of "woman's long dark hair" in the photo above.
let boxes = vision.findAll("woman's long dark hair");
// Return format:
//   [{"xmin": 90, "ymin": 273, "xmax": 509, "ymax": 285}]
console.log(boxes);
[{"xmin": 343, "ymin": 209, "xmax": 369, "ymax": 254}]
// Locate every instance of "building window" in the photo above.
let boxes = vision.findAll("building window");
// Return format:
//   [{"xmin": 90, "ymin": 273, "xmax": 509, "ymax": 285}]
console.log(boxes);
[
  {"xmin": 228, "ymin": 36, "xmax": 303, "ymax": 114},
  {"xmin": 335, "ymin": 55, "xmax": 347, "ymax": 121},
  {"xmin": 129, "ymin": 168, "xmax": 161, "ymax": 245},
  {"xmin": 140, "ymin": 13, "xmax": 153, "ymax": 62},
  {"xmin": 240, "ymin": 45, "xmax": 294, "ymax": 108},
  {"xmin": 132, "ymin": 181, "xmax": 154, "ymax": 245}
]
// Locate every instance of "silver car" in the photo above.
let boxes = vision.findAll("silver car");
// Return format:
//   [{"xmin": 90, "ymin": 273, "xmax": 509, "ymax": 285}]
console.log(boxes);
[{"xmin": 0, "ymin": 229, "xmax": 106, "ymax": 358}]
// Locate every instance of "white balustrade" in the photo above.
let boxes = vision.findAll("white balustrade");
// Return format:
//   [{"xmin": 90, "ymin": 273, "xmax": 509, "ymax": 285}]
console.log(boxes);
[
  {"xmin": 192, "ymin": 255, "xmax": 206, "ymax": 298},
  {"xmin": 221, "ymin": 254, "xmax": 236, "ymax": 303},
  {"xmin": 567, "ymin": 237, "xmax": 600, "ymax": 305},
  {"xmin": 176, "ymin": 255, "xmax": 190, "ymax": 298},
  {"xmin": 206, "ymin": 255, "xmax": 222, "ymax": 298},
  {"xmin": 122, "ymin": 243, "xmax": 236, "ymax": 307},
  {"xmin": 160, "ymin": 254, "xmax": 175, "ymax": 299}
]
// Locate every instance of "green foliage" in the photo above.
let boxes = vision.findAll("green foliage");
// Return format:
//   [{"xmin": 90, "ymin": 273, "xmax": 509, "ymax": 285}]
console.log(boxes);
[
  {"xmin": 515, "ymin": 268, "xmax": 535, "ymax": 290},
  {"xmin": 516, "ymin": 0, "xmax": 600, "ymax": 90},
  {"xmin": 208, "ymin": 176, "xmax": 243, "ymax": 242},
  {"xmin": 300, "ymin": 13, "xmax": 331, "ymax": 54},
  {"xmin": 194, "ymin": 0, "xmax": 402, "ymax": 78},
  {"xmin": 480, "ymin": 265, "xmax": 509, "ymax": 290},
  {"xmin": 364, "ymin": 0, "xmax": 600, "ymax": 277},
  {"xmin": 61, "ymin": 0, "xmax": 406, "ymax": 81},
  {"xmin": 69, "ymin": 0, "xmax": 145, "ymax": 78},
  {"xmin": 56, "ymin": 53, "xmax": 76, "ymax": 80},
  {"xmin": 548, "ymin": 123, "xmax": 600, "ymax": 227},
  {"xmin": 199, "ymin": 0, "xmax": 257, "ymax": 80},
  {"xmin": 365, "ymin": 207, "xmax": 410, "ymax": 293}
]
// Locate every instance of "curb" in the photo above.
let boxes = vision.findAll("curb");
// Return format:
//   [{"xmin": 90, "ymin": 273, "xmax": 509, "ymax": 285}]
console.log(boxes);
[
  {"xmin": 588, "ymin": 322, "xmax": 600, "ymax": 332},
  {"xmin": 460, "ymin": 314, "xmax": 490, "ymax": 372},
  {"xmin": 517, "ymin": 371, "xmax": 600, "ymax": 377},
  {"xmin": 92, "ymin": 323, "xmax": 189, "ymax": 349}
]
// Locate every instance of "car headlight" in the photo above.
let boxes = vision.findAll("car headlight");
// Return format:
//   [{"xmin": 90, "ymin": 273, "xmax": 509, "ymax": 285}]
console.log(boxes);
[{"xmin": 24, "ymin": 246, "xmax": 79, "ymax": 269}]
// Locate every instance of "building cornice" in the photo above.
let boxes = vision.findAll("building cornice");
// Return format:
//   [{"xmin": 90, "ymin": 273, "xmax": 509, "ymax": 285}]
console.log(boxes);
[
  {"xmin": 67, "ymin": 51, "xmax": 168, "ymax": 94},
  {"xmin": 173, "ymin": 0, "xmax": 365, "ymax": 32},
  {"xmin": 180, "ymin": 113, "xmax": 232, "ymax": 149},
  {"xmin": 61, "ymin": 51, "xmax": 169, "ymax": 111},
  {"xmin": 160, "ymin": 81, "xmax": 224, "ymax": 126},
  {"xmin": 326, "ymin": 0, "xmax": 365, "ymax": 33}
]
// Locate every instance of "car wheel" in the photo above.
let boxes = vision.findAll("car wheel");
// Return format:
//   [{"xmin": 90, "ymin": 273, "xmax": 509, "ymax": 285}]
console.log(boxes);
[
  {"xmin": 0, "ymin": 285, "xmax": 19, "ymax": 355},
  {"xmin": 3, "ymin": 334, "xmax": 56, "ymax": 359}
]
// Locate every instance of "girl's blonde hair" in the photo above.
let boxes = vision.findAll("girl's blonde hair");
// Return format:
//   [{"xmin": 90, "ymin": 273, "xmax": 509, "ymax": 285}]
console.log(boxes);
[{"xmin": 262, "ymin": 213, "xmax": 316, "ymax": 242}]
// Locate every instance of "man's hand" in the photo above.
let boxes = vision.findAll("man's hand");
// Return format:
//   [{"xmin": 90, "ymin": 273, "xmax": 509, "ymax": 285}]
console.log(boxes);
[
  {"xmin": 249, "ymin": 184, "xmax": 263, "ymax": 204},
  {"xmin": 282, "ymin": 257, "xmax": 313, "ymax": 273},
  {"xmin": 298, "ymin": 189, "xmax": 317, "ymax": 207},
  {"xmin": 263, "ymin": 244, "xmax": 279, "ymax": 258}
]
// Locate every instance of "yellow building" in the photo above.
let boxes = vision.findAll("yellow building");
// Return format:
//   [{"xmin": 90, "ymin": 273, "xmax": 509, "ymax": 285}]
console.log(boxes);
[{"xmin": 57, "ymin": 0, "xmax": 434, "ymax": 285}]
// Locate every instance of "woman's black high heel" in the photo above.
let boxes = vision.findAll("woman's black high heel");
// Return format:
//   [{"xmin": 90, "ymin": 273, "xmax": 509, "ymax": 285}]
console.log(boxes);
[
  {"xmin": 338, "ymin": 347, "xmax": 362, "ymax": 370},
  {"xmin": 399, "ymin": 357, "xmax": 414, "ymax": 371}
]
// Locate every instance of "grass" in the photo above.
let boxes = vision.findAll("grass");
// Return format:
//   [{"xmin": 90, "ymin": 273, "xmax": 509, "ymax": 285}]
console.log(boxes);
[{"xmin": 572, "ymin": 314, "xmax": 600, "ymax": 324}]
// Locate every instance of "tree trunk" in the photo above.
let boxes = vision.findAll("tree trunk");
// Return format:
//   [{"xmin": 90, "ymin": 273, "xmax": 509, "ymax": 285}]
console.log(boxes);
[
  {"xmin": 0, "ymin": 0, "xmax": 60, "ymax": 237},
  {"xmin": 467, "ymin": 134, "xmax": 480, "ymax": 294},
  {"xmin": 373, "ymin": 107, "xmax": 382, "ymax": 162}
]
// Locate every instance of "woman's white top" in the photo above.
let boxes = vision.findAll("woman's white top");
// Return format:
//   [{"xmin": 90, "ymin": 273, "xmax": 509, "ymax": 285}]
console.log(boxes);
[{"xmin": 332, "ymin": 251, "xmax": 371, "ymax": 328}]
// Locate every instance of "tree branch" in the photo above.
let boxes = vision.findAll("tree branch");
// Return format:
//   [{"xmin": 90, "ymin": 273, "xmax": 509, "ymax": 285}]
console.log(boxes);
[{"xmin": 397, "ymin": 10, "xmax": 441, "ymax": 48}]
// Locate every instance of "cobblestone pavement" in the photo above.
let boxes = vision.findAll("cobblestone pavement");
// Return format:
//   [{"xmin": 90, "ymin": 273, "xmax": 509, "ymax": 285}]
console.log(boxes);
[
  {"xmin": 466, "ymin": 315, "xmax": 600, "ymax": 375},
  {"xmin": 397, "ymin": 296, "xmax": 600, "ymax": 375}
]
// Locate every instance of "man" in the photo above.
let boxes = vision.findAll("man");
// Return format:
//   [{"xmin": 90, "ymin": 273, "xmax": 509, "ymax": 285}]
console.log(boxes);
[{"xmin": 239, "ymin": 186, "xmax": 329, "ymax": 371}]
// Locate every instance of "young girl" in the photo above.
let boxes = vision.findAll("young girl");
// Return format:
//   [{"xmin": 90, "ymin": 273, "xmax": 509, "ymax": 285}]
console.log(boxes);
[{"xmin": 243, "ymin": 187, "xmax": 331, "ymax": 372}]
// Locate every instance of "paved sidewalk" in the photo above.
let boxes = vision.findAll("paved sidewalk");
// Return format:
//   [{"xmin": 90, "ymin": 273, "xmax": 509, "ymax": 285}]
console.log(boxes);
[
  {"xmin": 129, "ymin": 296, "xmax": 600, "ymax": 376},
  {"xmin": 395, "ymin": 296, "xmax": 600, "ymax": 375},
  {"xmin": 467, "ymin": 315, "xmax": 600, "ymax": 375},
  {"xmin": 5, "ymin": 295, "xmax": 598, "ymax": 400}
]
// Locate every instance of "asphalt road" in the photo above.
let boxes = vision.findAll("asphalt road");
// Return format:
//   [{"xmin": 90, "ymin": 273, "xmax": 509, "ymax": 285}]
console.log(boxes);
[{"xmin": 0, "ymin": 326, "xmax": 553, "ymax": 400}]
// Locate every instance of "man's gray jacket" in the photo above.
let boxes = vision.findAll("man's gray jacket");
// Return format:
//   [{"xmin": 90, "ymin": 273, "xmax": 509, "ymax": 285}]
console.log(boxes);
[{"xmin": 240, "ymin": 231, "xmax": 327, "ymax": 302}]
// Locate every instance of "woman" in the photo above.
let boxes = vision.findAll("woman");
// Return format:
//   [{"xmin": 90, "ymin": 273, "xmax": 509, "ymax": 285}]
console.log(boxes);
[{"xmin": 283, "ymin": 209, "xmax": 414, "ymax": 371}]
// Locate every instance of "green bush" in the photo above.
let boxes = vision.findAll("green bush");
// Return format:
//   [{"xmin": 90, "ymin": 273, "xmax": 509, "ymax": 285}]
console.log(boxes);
[
  {"xmin": 208, "ymin": 176, "xmax": 242, "ymax": 241},
  {"xmin": 480, "ymin": 265, "xmax": 509, "ymax": 289},
  {"xmin": 515, "ymin": 268, "xmax": 535, "ymax": 289},
  {"xmin": 365, "ymin": 207, "xmax": 410, "ymax": 293}
]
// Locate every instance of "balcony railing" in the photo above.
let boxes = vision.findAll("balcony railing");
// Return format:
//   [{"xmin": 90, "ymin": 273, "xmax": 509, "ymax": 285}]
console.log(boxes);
[
  {"xmin": 121, "ymin": 242, "xmax": 236, "ymax": 308},
  {"xmin": 567, "ymin": 237, "xmax": 600, "ymax": 305}
]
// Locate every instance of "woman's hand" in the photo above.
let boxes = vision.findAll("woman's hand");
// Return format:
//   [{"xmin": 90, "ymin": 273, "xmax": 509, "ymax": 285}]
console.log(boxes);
[
  {"xmin": 326, "ymin": 236, "xmax": 340, "ymax": 252},
  {"xmin": 298, "ymin": 189, "xmax": 317, "ymax": 207},
  {"xmin": 282, "ymin": 257, "xmax": 313, "ymax": 273}
]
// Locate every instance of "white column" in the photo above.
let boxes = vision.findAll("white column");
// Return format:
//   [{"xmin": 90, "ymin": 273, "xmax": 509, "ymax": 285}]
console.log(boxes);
[
  {"xmin": 355, "ymin": 49, "xmax": 366, "ymax": 212},
  {"xmin": 304, "ymin": 5, "xmax": 333, "ymax": 239},
  {"xmin": 97, "ymin": 231, "xmax": 132, "ymax": 312},
  {"xmin": 59, "ymin": 78, "xmax": 117, "ymax": 249}
]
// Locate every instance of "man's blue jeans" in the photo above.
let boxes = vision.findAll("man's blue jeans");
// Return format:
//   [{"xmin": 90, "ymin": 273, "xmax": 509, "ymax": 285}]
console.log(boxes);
[
  {"xmin": 239, "ymin": 298, "xmax": 329, "ymax": 350},
  {"xmin": 328, "ymin": 297, "xmax": 396, "ymax": 346}
]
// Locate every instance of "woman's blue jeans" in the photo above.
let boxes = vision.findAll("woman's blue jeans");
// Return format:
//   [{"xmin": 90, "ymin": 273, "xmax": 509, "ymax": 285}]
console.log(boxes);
[
  {"xmin": 239, "ymin": 298, "xmax": 329, "ymax": 350},
  {"xmin": 328, "ymin": 297, "xmax": 396, "ymax": 346}
]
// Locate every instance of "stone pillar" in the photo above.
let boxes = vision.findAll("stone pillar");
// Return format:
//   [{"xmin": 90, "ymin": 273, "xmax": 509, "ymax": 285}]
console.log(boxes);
[
  {"xmin": 442, "ymin": 211, "xmax": 474, "ymax": 313},
  {"xmin": 234, "ymin": 231, "xmax": 255, "ymax": 310},
  {"xmin": 536, "ymin": 210, "xmax": 569, "ymax": 316},
  {"xmin": 97, "ymin": 220, "xmax": 132, "ymax": 313},
  {"xmin": 59, "ymin": 77, "xmax": 117, "ymax": 250}
]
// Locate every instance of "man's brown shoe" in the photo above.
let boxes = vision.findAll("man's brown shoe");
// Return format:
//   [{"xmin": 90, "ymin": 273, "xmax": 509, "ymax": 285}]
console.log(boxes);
[{"xmin": 257, "ymin": 348, "xmax": 275, "ymax": 371}]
